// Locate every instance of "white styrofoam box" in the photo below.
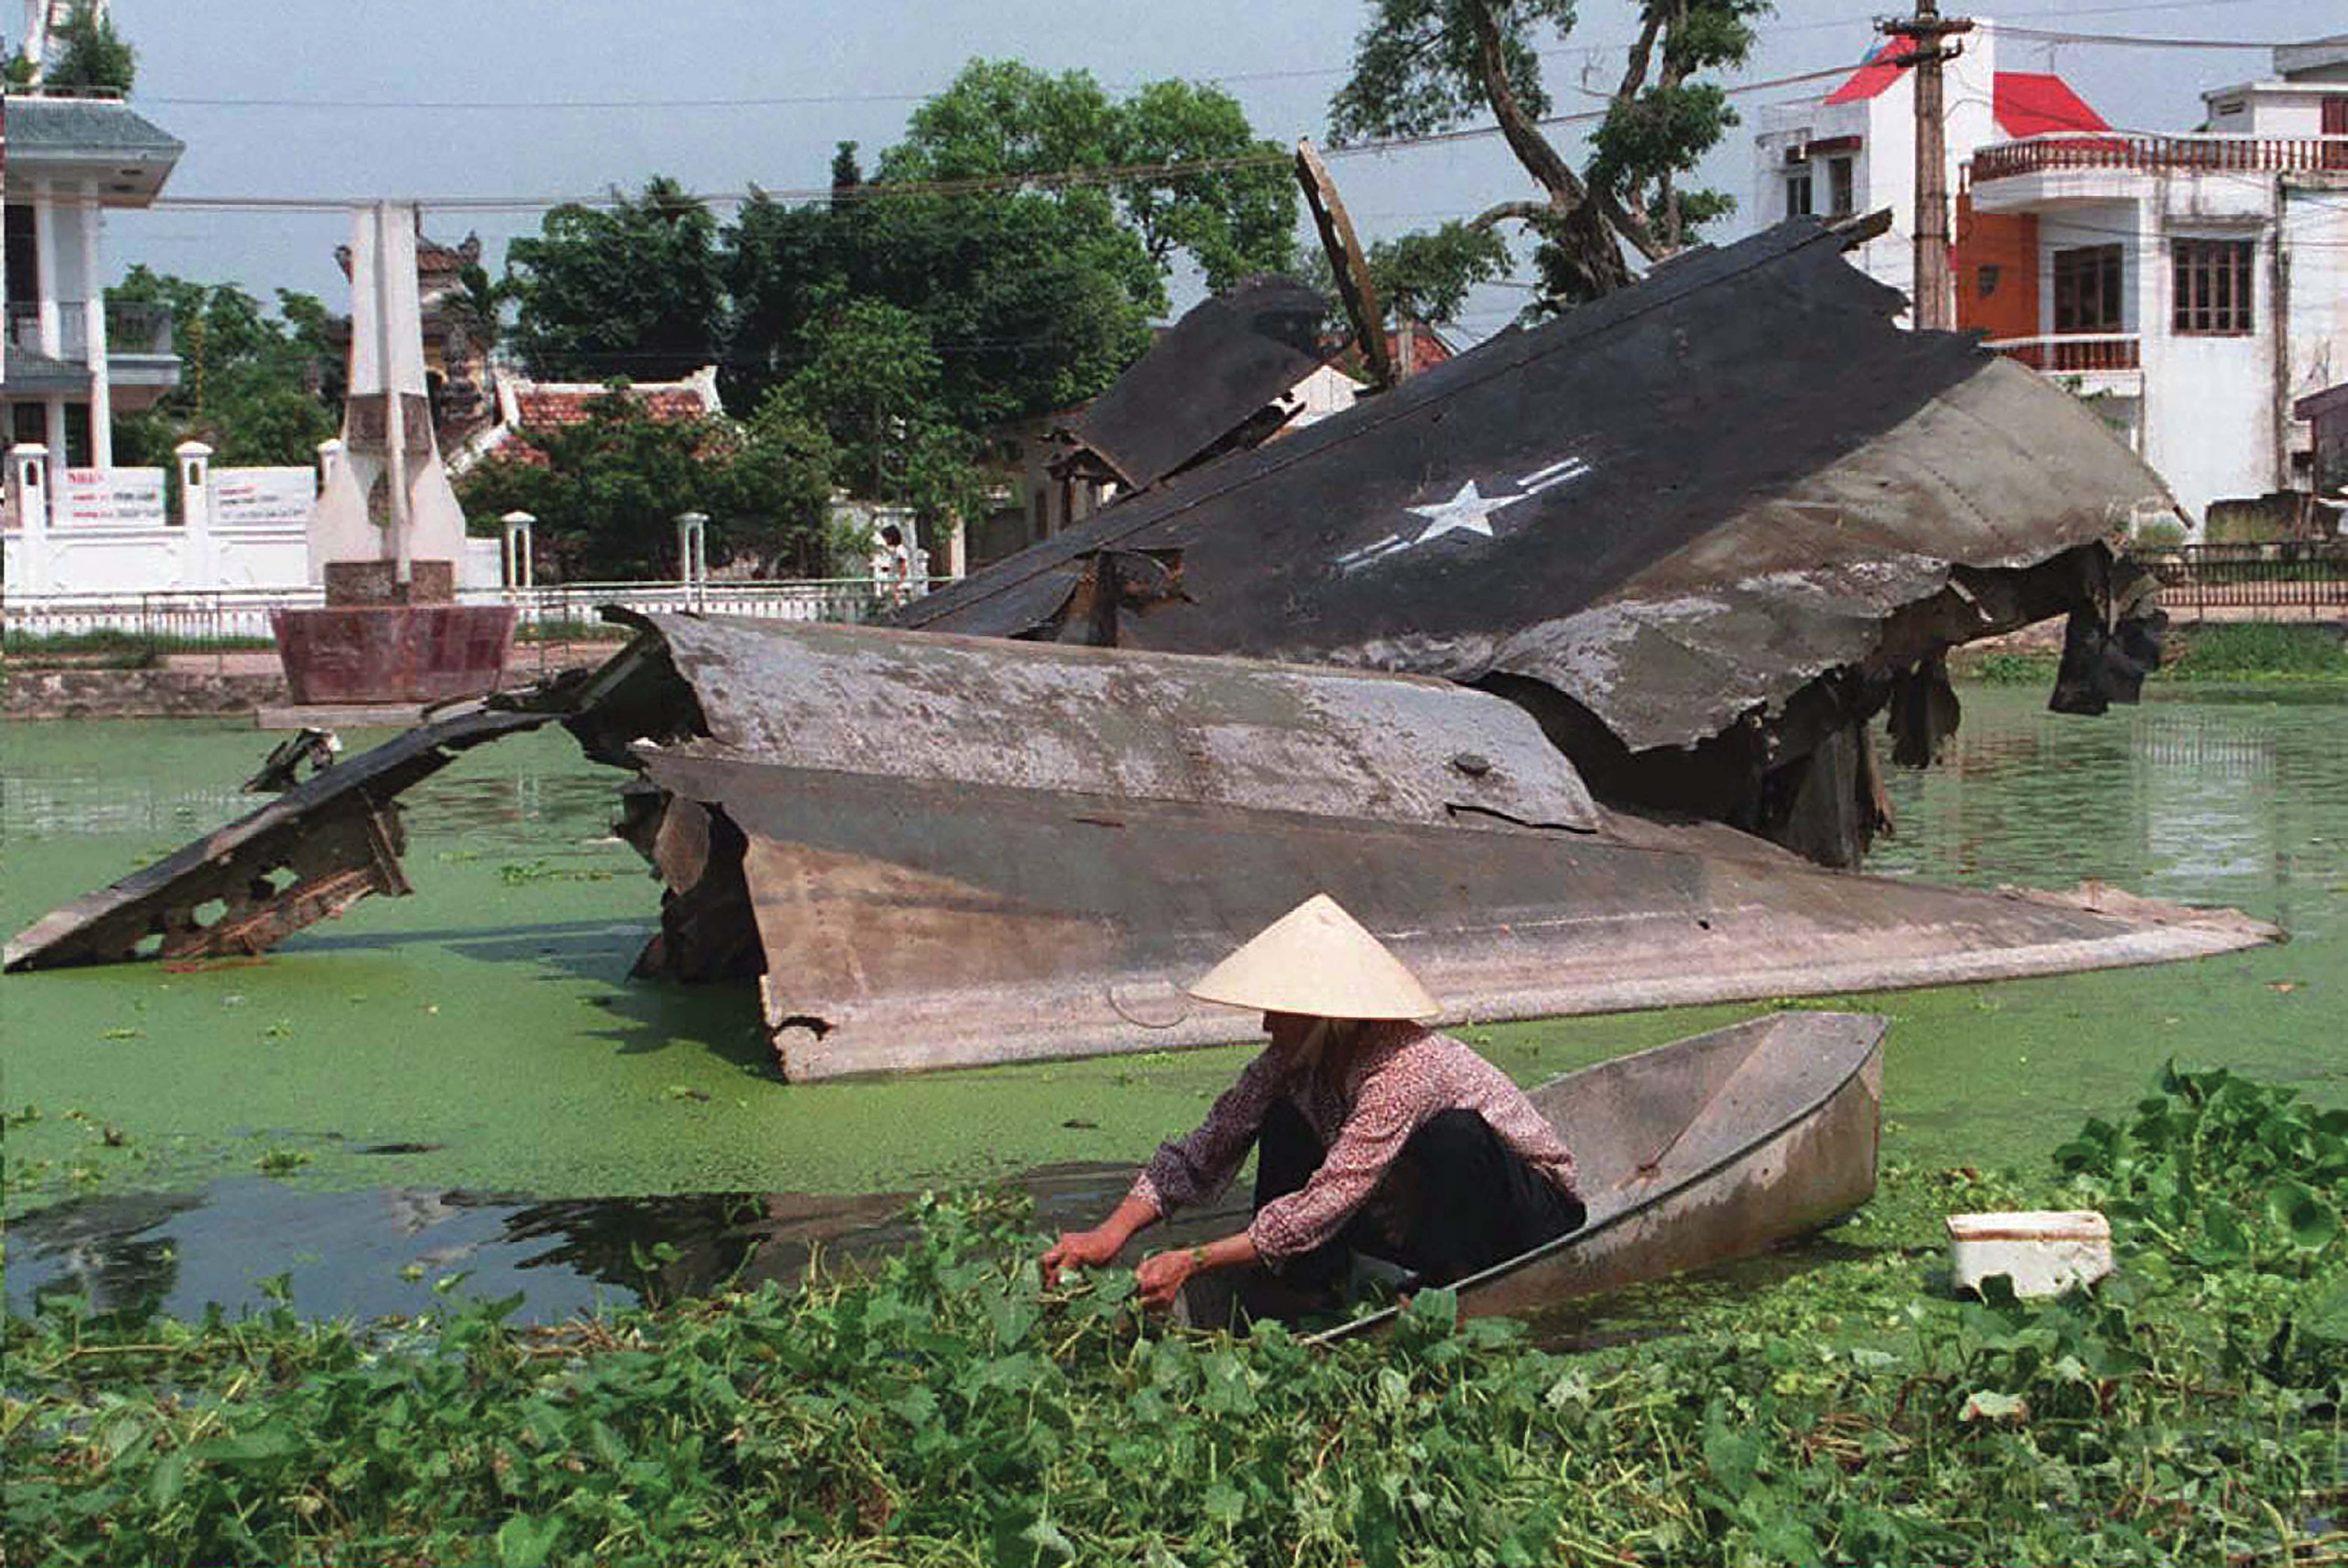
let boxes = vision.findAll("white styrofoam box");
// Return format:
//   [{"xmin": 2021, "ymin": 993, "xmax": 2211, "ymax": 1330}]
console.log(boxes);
[{"xmin": 1946, "ymin": 1210, "xmax": 2114, "ymax": 1299}]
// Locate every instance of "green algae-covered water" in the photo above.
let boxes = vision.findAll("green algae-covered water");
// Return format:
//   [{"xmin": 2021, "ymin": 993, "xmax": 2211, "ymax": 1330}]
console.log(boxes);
[{"xmin": 4, "ymin": 685, "xmax": 2341, "ymax": 1319}]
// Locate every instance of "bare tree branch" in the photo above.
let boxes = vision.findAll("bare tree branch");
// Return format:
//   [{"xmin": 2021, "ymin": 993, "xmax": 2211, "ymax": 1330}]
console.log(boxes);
[
  {"xmin": 1467, "ymin": 0, "xmax": 1587, "ymax": 207},
  {"xmin": 1468, "ymin": 198, "xmax": 1554, "ymax": 232},
  {"xmin": 1613, "ymin": 9, "xmax": 1667, "ymax": 105},
  {"xmin": 1602, "ymin": 190, "xmax": 1667, "ymax": 262}
]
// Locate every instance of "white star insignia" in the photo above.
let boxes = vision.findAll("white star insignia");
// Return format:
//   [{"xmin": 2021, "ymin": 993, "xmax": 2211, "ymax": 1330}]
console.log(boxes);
[{"xmin": 1405, "ymin": 480, "xmax": 1528, "ymax": 544}]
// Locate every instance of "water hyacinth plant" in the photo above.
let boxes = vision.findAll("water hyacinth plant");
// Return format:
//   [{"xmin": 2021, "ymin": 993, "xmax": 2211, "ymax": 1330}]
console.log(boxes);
[{"xmin": 5, "ymin": 1067, "xmax": 2344, "ymax": 1566}]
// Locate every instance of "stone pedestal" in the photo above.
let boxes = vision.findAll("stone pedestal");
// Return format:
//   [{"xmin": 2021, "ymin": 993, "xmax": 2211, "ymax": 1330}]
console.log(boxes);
[
  {"xmin": 270, "ymin": 603, "xmax": 518, "ymax": 705},
  {"xmin": 323, "ymin": 558, "xmax": 458, "ymax": 606},
  {"xmin": 272, "ymin": 558, "xmax": 514, "ymax": 704}
]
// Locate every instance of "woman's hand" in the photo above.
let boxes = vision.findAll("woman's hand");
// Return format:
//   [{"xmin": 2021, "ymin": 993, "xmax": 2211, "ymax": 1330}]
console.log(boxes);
[
  {"xmin": 1040, "ymin": 1226, "xmax": 1126, "ymax": 1285},
  {"xmin": 1040, "ymin": 1195, "xmax": 1162, "ymax": 1285},
  {"xmin": 1134, "ymin": 1248, "xmax": 1200, "ymax": 1311}
]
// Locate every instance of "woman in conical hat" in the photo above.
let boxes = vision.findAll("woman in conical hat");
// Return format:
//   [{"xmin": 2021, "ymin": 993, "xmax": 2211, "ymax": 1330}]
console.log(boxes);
[{"xmin": 1042, "ymin": 893, "xmax": 1587, "ymax": 1312}]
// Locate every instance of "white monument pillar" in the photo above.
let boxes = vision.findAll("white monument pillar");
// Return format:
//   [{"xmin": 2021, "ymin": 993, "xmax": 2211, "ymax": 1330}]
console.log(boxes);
[
  {"xmin": 304, "ymin": 204, "xmax": 467, "ymax": 593},
  {"xmin": 675, "ymin": 511, "xmax": 708, "ymax": 609},
  {"xmin": 80, "ymin": 188, "xmax": 114, "ymax": 468},
  {"xmin": 31, "ymin": 182, "xmax": 70, "ymax": 464},
  {"xmin": 11, "ymin": 442, "xmax": 53, "ymax": 591},
  {"xmin": 500, "ymin": 511, "xmax": 536, "ymax": 589},
  {"xmin": 176, "ymin": 440, "xmax": 214, "ymax": 582}
]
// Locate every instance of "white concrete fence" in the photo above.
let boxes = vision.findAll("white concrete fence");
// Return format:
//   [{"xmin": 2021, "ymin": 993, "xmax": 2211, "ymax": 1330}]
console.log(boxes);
[
  {"xmin": 2, "ymin": 442, "xmax": 318, "ymax": 596},
  {"xmin": 1, "ymin": 577, "xmax": 947, "ymax": 647}
]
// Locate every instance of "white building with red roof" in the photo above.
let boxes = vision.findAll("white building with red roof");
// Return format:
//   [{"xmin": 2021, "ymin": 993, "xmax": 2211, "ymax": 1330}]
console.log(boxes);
[
  {"xmin": 449, "ymin": 364, "xmax": 726, "ymax": 474},
  {"xmin": 1758, "ymin": 25, "xmax": 2348, "ymax": 528},
  {"xmin": 1751, "ymin": 24, "xmax": 2096, "ymax": 318}
]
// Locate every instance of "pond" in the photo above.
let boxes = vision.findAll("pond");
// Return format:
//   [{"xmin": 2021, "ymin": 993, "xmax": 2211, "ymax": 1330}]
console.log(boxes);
[{"xmin": 3, "ymin": 682, "xmax": 2341, "ymax": 1322}]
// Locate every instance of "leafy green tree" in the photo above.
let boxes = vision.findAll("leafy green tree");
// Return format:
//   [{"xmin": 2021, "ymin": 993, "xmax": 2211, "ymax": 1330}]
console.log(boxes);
[
  {"xmin": 506, "ymin": 178, "xmax": 725, "ymax": 381},
  {"xmin": 880, "ymin": 61, "xmax": 1297, "ymax": 296},
  {"xmin": 455, "ymin": 387, "xmax": 837, "ymax": 580},
  {"xmin": 761, "ymin": 297, "xmax": 991, "ymax": 528},
  {"xmin": 500, "ymin": 61, "xmax": 1294, "ymax": 562},
  {"xmin": 727, "ymin": 59, "xmax": 1297, "ymax": 439},
  {"xmin": 730, "ymin": 185, "xmax": 1155, "ymax": 434},
  {"xmin": 104, "ymin": 267, "xmax": 338, "ymax": 468},
  {"xmin": 1330, "ymin": 0, "xmax": 1765, "ymax": 308},
  {"xmin": 40, "ymin": 1, "xmax": 134, "ymax": 93}
]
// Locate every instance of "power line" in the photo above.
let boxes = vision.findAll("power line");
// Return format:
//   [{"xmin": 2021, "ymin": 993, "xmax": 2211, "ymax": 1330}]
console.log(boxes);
[
  {"xmin": 132, "ymin": 1, "xmax": 2294, "ymax": 113},
  {"xmin": 144, "ymin": 62, "xmax": 1873, "ymax": 215},
  {"xmin": 1998, "ymin": 24, "xmax": 2289, "ymax": 49}
]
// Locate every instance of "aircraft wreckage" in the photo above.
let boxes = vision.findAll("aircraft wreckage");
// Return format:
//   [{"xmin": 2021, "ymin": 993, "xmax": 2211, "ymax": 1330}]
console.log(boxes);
[
  {"xmin": 897, "ymin": 217, "xmax": 2175, "ymax": 868},
  {"xmin": 4, "ymin": 220, "xmax": 2277, "ymax": 1079}
]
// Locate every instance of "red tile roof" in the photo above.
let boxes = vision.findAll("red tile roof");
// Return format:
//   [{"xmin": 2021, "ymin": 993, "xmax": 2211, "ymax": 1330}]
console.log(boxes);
[
  {"xmin": 1319, "ymin": 321, "xmax": 1456, "ymax": 380},
  {"xmin": 511, "ymin": 386, "xmax": 709, "ymax": 430},
  {"xmin": 1388, "ymin": 322, "xmax": 1456, "ymax": 376},
  {"xmin": 1823, "ymin": 37, "xmax": 1914, "ymax": 105},
  {"xmin": 1821, "ymin": 41, "xmax": 2108, "ymax": 138},
  {"xmin": 471, "ymin": 378, "xmax": 719, "ymax": 469},
  {"xmin": 1991, "ymin": 72, "xmax": 2110, "ymax": 137}
]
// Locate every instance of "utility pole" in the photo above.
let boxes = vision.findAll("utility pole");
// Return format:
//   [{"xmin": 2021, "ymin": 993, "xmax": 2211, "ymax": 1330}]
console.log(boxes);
[{"xmin": 1884, "ymin": 0, "xmax": 1973, "ymax": 332}]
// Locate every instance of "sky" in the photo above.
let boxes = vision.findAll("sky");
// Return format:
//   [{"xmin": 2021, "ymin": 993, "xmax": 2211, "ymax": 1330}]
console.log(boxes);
[{"xmin": 88, "ymin": 0, "xmax": 2328, "ymax": 345}]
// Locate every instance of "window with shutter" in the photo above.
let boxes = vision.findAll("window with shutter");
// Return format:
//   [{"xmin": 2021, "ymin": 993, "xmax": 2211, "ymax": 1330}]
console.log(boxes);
[{"xmin": 2171, "ymin": 239, "xmax": 2254, "ymax": 336}]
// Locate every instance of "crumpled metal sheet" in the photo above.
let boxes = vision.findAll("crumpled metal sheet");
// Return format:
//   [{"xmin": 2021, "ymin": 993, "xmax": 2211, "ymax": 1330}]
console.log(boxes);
[
  {"xmin": 599, "ymin": 617, "xmax": 2276, "ymax": 1080},
  {"xmin": 892, "ymin": 220, "xmax": 2176, "ymax": 754},
  {"xmin": 1064, "ymin": 274, "xmax": 1329, "ymax": 490},
  {"xmin": 630, "ymin": 612, "xmax": 1600, "ymax": 832},
  {"xmin": 3, "ymin": 706, "xmax": 552, "ymax": 972}
]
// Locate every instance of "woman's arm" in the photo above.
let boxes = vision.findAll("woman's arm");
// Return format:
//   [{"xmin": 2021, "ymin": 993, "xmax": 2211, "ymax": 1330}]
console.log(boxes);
[
  {"xmin": 1040, "ymin": 1193, "xmax": 1161, "ymax": 1284},
  {"xmin": 1132, "ymin": 1049, "xmax": 1282, "ymax": 1215},
  {"xmin": 1040, "ymin": 1049, "xmax": 1281, "ymax": 1284},
  {"xmin": 1135, "ymin": 1230, "xmax": 1261, "ymax": 1310}
]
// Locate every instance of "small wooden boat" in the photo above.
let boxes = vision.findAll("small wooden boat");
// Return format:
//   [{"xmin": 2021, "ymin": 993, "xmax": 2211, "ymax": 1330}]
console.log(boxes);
[{"xmin": 1181, "ymin": 1010, "xmax": 1888, "ymax": 1340}]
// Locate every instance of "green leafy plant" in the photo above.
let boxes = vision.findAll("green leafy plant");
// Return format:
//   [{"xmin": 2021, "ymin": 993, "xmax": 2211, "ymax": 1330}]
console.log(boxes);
[
  {"xmin": 38, "ymin": 0, "xmax": 134, "ymax": 93},
  {"xmin": 10, "ymin": 1072, "xmax": 2346, "ymax": 1567}
]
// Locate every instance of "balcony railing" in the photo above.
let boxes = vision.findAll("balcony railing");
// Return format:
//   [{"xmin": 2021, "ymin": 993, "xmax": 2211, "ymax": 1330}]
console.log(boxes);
[
  {"xmin": 2138, "ymin": 543, "xmax": 2348, "ymax": 615},
  {"xmin": 1980, "ymin": 333, "xmax": 2142, "ymax": 374},
  {"xmin": 1975, "ymin": 132, "xmax": 2348, "ymax": 183},
  {"xmin": 2, "ymin": 300, "xmax": 175, "ymax": 360},
  {"xmin": 105, "ymin": 302, "xmax": 175, "ymax": 356}
]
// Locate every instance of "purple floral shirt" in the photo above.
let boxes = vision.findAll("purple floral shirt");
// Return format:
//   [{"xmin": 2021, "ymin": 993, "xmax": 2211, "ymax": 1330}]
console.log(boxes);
[{"xmin": 1129, "ymin": 1021, "xmax": 1578, "ymax": 1261}]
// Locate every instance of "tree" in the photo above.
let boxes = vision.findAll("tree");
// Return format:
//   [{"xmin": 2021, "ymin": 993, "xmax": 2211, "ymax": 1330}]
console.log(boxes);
[
  {"xmin": 506, "ymin": 178, "xmax": 725, "ymax": 381},
  {"xmin": 104, "ymin": 267, "xmax": 339, "ymax": 468},
  {"xmin": 1306, "ymin": 220, "xmax": 1514, "ymax": 333},
  {"xmin": 761, "ymin": 297, "xmax": 991, "ymax": 527},
  {"xmin": 41, "ymin": 1, "xmax": 134, "ymax": 93},
  {"xmin": 880, "ymin": 61, "xmax": 1298, "ymax": 296},
  {"xmin": 726, "ymin": 59, "xmax": 1296, "ymax": 435},
  {"xmin": 1329, "ymin": 0, "xmax": 1764, "ymax": 308},
  {"xmin": 454, "ymin": 388, "xmax": 837, "ymax": 580},
  {"xmin": 497, "ymin": 61, "xmax": 1295, "ymax": 564}
]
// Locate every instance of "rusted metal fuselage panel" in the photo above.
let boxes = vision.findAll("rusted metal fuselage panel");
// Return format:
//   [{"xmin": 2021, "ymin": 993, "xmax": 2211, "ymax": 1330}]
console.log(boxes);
[
  {"xmin": 3, "ymin": 707, "xmax": 551, "ymax": 971},
  {"xmin": 633, "ymin": 614, "xmax": 1600, "ymax": 831},
  {"xmin": 895, "ymin": 222, "xmax": 2171, "ymax": 737},
  {"xmin": 691, "ymin": 770, "xmax": 2267, "ymax": 1079},
  {"xmin": 590, "ymin": 620, "xmax": 2274, "ymax": 1079}
]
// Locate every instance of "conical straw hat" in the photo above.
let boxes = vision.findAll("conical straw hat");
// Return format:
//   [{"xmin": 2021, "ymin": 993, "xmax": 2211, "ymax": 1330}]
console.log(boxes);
[{"xmin": 1185, "ymin": 894, "xmax": 1440, "ymax": 1020}]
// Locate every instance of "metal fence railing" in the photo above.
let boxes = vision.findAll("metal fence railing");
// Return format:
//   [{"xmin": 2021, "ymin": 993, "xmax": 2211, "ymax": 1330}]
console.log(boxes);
[
  {"xmin": 2135, "ymin": 542, "xmax": 2348, "ymax": 616},
  {"xmin": 0, "ymin": 578, "xmax": 954, "ymax": 667}
]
